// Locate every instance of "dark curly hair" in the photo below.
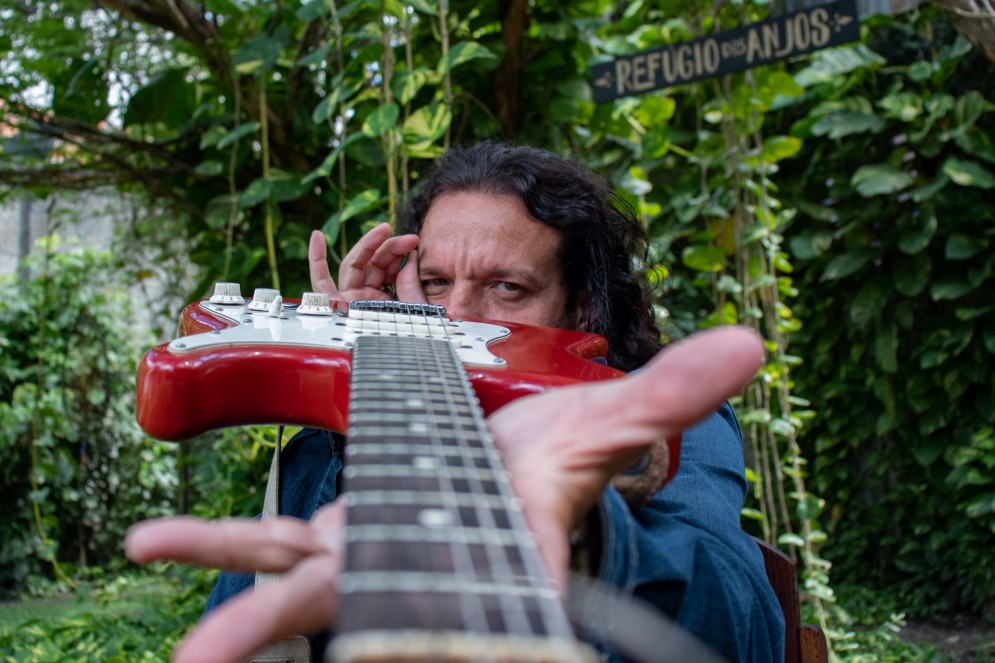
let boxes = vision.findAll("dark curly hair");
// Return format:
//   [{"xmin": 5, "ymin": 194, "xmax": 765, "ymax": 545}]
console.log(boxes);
[{"xmin": 397, "ymin": 142, "xmax": 662, "ymax": 372}]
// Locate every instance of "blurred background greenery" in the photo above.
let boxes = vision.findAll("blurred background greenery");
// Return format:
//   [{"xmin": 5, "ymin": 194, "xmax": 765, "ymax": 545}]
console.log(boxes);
[{"xmin": 1, "ymin": 0, "xmax": 993, "ymax": 659}]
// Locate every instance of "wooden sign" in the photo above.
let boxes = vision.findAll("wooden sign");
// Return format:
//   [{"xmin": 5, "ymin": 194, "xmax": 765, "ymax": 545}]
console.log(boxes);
[{"xmin": 591, "ymin": 0, "xmax": 860, "ymax": 102}]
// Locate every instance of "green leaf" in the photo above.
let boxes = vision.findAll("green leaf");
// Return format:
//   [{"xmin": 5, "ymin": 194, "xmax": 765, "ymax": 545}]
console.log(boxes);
[
  {"xmin": 403, "ymin": 103, "xmax": 452, "ymax": 157},
  {"xmin": 965, "ymin": 494, "xmax": 995, "ymax": 519},
  {"xmin": 204, "ymin": 194, "xmax": 239, "ymax": 229},
  {"xmin": 392, "ymin": 67, "xmax": 432, "ymax": 105},
  {"xmin": 200, "ymin": 125, "xmax": 228, "ymax": 150},
  {"xmin": 911, "ymin": 173, "xmax": 948, "ymax": 203},
  {"xmin": 954, "ymin": 131, "xmax": 995, "ymax": 166},
  {"xmin": 233, "ymin": 32, "xmax": 286, "ymax": 75},
  {"xmin": 945, "ymin": 234, "xmax": 986, "ymax": 261},
  {"xmin": 634, "ymin": 95, "xmax": 676, "ymax": 127},
  {"xmin": 762, "ymin": 136, "xmax": 802, "ymax": 163},
  {"xmin": 897, "ymin": 208, "xmax": 937, "ymax": 254},
  {"xmin": 296, "ymin": 43, "xmax": 331, "ymax": 67},
  {"xmin": 907, "ymin": 60, "xmax": 934, "ymax": 81},
  {"xmin": 892, "ymin": 252, "xmax": 930, "ymax": 297},
  {"xmin": 941, "ymin": 157, "xmax": 995, "ymax": 189},
  {"xmin": 851, "ymin": 164, "xmax": 913, "ymax": 196},
  {"xmin": 811, "ymin": 111, "xmax": 884, "ymax": 139},
  {"xmin": 297, "ymin": 0, "xmax": 331, "ymax": 20},
  {"xmin": 619, "ymin": 166, "xmax": 651, "ymax": 196},
  {"xmin": 124, "ymin": 68, "xmax": 197, "ymax": 128},
  {"xmin": 438, "ymin": 42, "xmax": 498, "ymax": 76},
  {"xmin": 877, "ymin": 93, "xmax": 922, "ymax": 122},
  {"xmin": 311, "ymin": 79, "xmax": 363, "ymax": 123},
  {"xmin": 406, "ymin": 0, "xmax": 438, "ymax": 14},
  {"xmin": 875, "ymin": 323, "xmax": 898, "ymax": 373},
  {"xmin": 215, "ymin": 122, "xmax": 261, "ymax": 149},
  {"xmin": 777, "ymin": 533, "xmax": 805, "ymax": 548},
  {"xmin": 238, "ymin": 177, "xmax": 273, "ymax": 208},
  {"xmin": 52, "ymin": 58, "xmax": 110, "ymax": 124},
  {"xmin": 194, "ymin": 160, "xmax": 224, "ymax": 176},
  {"xmin": 361, "ymin": 103, "xmax": 399, "ymax": 137},
  {"xmin": 984, "ymin": 328, "xmax": 995, "ymax": 354},
  {"xmin": 642, "ymin": 128, "xmax": 671, "ymax": 159},
  {"xmin": 681, "ymin": 245, "xmax": 725, "ymax": 272},
  {"xmin": 788, "ymin": 231, "xmax": 833, "ymax": 260},
  {"xmin": 267, "ymin": 171, "xmax": 308, "ymax": 203},
  {"xmin": 322, "ymin": 189, "xmax": 382, "ymax": 242},
  {"xmin": 821, "ymin": 249, "xmax": 874, "ymax": 281},
  {"xmin": 930, "ymin": 279, "xmax": 973, "ymax": 301},
  {"xmin": 950, "ymin": 90, "xmax": 988, "ymax": 134}
]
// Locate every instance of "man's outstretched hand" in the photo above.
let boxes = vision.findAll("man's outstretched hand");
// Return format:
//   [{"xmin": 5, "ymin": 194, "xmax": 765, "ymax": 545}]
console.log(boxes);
[{"xmin": 126, "ymin": 326, "xmax": 765, "ymax": 663}]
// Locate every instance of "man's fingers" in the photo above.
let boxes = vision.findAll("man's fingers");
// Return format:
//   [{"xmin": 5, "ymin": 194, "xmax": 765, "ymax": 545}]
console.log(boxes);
[
  {"xmin": 626, "ymin": 325, "xmax": 765, "ymax": 433},
  {"xmin": 362, "ymin": 234, "xmax": 419, "ymax": 289},
  {"xmin": 173, "ymin": 553, "xmax": 340, "ymax": 663},
  {"xmin": 561, "ymin": 326, "xmax": 765, "ymax": 461},
  {"xmin": 338, "ymin": 222, "xmax": 394, "ymax": 290},
  {"xmin": 395, "ymin": 248, "xmax": 427, "ymax": 303},
  {"xmin": 125, "ymin": 516, "xmax": 325, "ymax": 573},
  {"xmin": 309, "ymin": 230, "xmax": 339, "ymax": 296}
]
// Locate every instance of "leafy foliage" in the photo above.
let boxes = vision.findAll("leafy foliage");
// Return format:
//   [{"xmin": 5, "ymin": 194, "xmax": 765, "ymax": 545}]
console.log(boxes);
[
  {"xmin": 0, "ymin": 0, "xmax": 993, "ymax": 648},
  {"xmin": 0, "ymin": 241, "xmax": 176, "ymax": 595},
  {"xmin": 0, "ymin": 568, "xmax": 214, "ymax": 661},
  {"xmin": 780, "ymin": 11, "xmax": 995, "ymax": 613}
]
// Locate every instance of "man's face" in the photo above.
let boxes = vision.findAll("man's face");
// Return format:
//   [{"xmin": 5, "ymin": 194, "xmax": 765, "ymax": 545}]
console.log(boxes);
[{"xmin": 416, "ymin": 192, "xmax": 576, "ymax": 330}]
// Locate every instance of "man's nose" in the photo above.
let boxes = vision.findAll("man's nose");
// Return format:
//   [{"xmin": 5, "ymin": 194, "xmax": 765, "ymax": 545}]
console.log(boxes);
[{"xmin": 444, "ymin": 283, "xmax": 481, "ymax": 320}]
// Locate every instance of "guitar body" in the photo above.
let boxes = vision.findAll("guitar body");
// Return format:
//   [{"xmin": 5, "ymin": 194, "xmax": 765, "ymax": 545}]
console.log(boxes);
[{"xmin": 137, "ymin": 298, "xmax": 626, "ymax": 442}]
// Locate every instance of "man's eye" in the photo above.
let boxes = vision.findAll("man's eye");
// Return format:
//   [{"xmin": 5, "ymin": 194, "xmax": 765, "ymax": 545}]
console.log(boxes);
[
  {"xmin": 421, "ymin": 278, "xmax": 448, "ymax": 292},
  {"xmin": 495, "ymin": 282, "xmax": 523, "ymax": 293}
]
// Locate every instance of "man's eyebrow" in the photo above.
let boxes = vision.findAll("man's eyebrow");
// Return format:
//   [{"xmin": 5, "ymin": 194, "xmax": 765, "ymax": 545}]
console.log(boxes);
[{"xmin": 418, "ymin": 264, "xmax": 544, "ymax": 288}]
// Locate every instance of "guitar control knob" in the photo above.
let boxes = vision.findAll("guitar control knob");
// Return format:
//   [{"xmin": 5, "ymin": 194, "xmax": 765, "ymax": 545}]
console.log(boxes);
[
  {"xmin": 248, "ymin": 288, "xmax": 280, "ymax": 312},
  {"xmin": 209, "ymin": 282, "xmax": 243, "ymax": 305},
  {"xmin": 297, "ymin": 291, "xmax": 334, "ymax": 315}
]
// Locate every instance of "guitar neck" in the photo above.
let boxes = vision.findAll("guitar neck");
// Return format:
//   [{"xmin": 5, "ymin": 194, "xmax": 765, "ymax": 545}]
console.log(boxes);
[{"xmin": 330, "ymin": 332, "xmax": 593, "ymax": 662}]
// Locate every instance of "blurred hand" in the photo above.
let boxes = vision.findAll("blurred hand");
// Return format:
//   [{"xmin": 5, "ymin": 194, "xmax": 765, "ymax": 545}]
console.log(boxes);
[{"xmin": 126, "ymin": 326, "xmax": 764, "ymax": 663}]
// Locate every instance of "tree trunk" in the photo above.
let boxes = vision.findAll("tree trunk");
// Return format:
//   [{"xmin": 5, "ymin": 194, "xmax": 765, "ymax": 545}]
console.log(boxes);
[{"xmin": 496, "ymin": 0, "xmax": 530, "ymax": 137}]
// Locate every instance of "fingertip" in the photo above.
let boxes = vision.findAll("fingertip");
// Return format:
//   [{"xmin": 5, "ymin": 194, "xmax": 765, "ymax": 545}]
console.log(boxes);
[{"xmin": 124, "ymin": 522, "xmax": 155, "ymax": 563}]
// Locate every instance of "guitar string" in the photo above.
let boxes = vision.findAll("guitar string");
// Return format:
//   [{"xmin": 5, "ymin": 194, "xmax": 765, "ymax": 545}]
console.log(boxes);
[
  {"xmin": 435, "ymin": 308, "xmax": 583, "ymax": 642},
  {"xmin": 407, "ymin": 304, "xmax": 498, "ymax": 645},
  {"xmin": 417, "ymin": 306, "xmax": 535, "ymax": 641}
]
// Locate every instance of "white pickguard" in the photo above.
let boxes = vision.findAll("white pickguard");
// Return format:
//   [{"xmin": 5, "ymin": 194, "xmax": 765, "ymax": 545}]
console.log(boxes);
[{"xmin": 167, "ymin": 301, "xmax": 510, "ymax": 367}]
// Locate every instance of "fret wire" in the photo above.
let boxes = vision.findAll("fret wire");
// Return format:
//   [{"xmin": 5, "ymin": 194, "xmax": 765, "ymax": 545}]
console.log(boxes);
[
  {"xmin": 338, "ymin": 571, "xmax": 558, "ymax": 600},
  {"xmin": 410, "ymin": 307, "xmax": 498, "ymax": 640},
  {"xmin": 344, "ymin": 489, "xmax": 517, "ymax": 511},
  {"xmin": 425, "ymin": 333, "xmax": 577, "ymax": 640},
  {"xmin": 344, "ymin": 308, "xmax": 574, "ymax": 641},
  {"xmin": 417, "ymin": 332, "xmax": 538, "ymax": 640},
  {"xmin": 345, "ymin": 442, "xmax": 499, "ymax": 461},
  {"xmin": 346, "ymin": 524, "xmax": 529, "ymax": 547}
]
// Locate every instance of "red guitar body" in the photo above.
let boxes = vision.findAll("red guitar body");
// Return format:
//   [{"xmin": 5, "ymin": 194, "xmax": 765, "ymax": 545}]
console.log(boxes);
[{"xmin": 137, "ymin": 298, "xmax": 632, "ymax": 443}]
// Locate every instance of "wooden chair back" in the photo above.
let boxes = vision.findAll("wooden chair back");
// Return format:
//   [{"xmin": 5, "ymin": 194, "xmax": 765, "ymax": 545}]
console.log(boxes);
[{"xmin": 755, "ymin": 539, "xmax": 829, "ymax": 663}]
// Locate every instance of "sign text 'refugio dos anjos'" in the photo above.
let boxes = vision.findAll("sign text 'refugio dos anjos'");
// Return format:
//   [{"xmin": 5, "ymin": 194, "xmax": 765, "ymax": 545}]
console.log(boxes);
[{"xmin": 591, "ymin": 0, "xmax": 860, "ymax": 102}]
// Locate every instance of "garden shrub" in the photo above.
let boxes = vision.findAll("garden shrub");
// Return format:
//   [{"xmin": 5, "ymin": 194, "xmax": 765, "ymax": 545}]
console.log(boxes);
[{"xmin": 0, "ymin": 239, "xmax": 176, "ymax": 594}]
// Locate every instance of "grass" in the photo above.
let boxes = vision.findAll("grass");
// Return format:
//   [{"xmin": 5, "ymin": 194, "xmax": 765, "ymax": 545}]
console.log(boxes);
[{"xmin": 0, "ymin": 568, "xmax": 213, "ymax": 663}]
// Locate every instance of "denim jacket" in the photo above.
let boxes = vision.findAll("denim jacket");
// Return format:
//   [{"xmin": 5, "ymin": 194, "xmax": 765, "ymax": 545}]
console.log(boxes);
[{"xmin": 205, "ymin": 402, "xmax": 784, "ymax": 662}]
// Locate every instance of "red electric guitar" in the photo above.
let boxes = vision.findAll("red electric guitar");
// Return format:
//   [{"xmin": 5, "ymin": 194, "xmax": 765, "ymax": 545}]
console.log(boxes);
[{"xmin": 136, "ymin": 283, "xmax": 681, "ymax": 662}]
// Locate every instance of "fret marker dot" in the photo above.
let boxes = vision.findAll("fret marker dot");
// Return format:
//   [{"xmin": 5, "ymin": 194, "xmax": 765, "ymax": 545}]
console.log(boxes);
[
  {"xmin": 412, "ymin": 456, "xmax": 436, "ymax": 469},
  {"xmin": 418, "ymin": 508, "xmax": 452, "ymax": 528},
  {"xmin": 409, "ymin": 422, "xmax": 430, "ymax": 434},
  {"xmin": 406, "ymin": 398, "xmax": 425, "ymax": 408}
]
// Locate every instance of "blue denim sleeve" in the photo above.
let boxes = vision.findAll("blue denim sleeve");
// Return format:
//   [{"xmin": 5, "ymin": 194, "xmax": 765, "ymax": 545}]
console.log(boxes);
[
  {"xmin": 595, "ymin": 403, "xmax": 785, "ymax": 662},
  {"xmin": 203, "ymin": 428, "xmax": 342, "ymax": 615}
]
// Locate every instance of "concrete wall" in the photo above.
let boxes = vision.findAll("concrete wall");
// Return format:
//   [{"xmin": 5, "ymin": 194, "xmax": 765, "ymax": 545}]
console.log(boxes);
[{"xmin": 0, "ymin": 190, "xmax": 126, "ymax": 276}]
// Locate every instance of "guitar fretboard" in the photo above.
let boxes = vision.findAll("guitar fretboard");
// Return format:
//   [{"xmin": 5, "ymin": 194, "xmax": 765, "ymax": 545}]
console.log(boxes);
[{"xmin": 331, "ymin": 331, "xmax": 592, "ymax": 662}]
